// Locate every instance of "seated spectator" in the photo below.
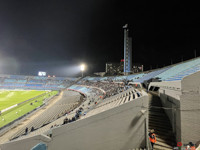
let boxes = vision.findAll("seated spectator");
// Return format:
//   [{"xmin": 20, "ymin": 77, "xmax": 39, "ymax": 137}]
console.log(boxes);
[
  {"xmin": 31, "ymin": 127, "xmax": 34, "ymax": 132},
  {"xmin": 72, "ymin": 117, "xmax": 76, "ymax": 122},
  {"xmin": 25, "ymin": 127, "xmax": 28, "ymax": 135},
  {"xmin": 75, "ymin": 113, "xmax": 80, "ymax": 119},
  {"xmin": 63, "ymin": 117, "xmax": 69, "ymax": 125}
]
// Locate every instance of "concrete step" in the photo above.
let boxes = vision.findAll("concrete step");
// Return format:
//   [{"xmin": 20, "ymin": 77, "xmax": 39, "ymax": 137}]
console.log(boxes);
[
  {"xmin": 149, "ymin": 101, "xmax": 162, "ymax": 104},
  {"xmin": 148, "ymin": 118, "xmax": 171, "ymax": 124},
  {"xmin": 149, "ymin": 110, "xmax": 165, "ymax": 114},
  {"xmin": 149, "ymin": 111, "xmax": 166, "ymax": 116},
  {"xmin": 148, "ymin": 127, "xmax": 174, "ymax": 137},
  {"xmin": 149, "ymin": 121, "xmax": 172, "ymax": 129},
  {"xmin": 149, "ymin": 104, "xmax": 163, "ymax": 107},
  {"xmin": 149, "ymin": 117, "xmax": 170, "ymax": 123},
  {"xmin": 148, "ymin": 110, "xmax": 166, "ymax": 114},
  {"xmin": 155, "ymin": 141, "xmax": 174, "ymax": 149},
  {"xmin": 148, "ymin": 123, "xmax": 172, "ymax": 131},
  {"xmin": 129, "ymin": 148, "xmax": 146, "ymax": 150},
  {"xmin": 148, "ymin": 125, "xmax": 171, "ymax": 131},
  {"xmin": 154, "ymin": 144, "xmax": 172, "ymax": 150},
  {"xmin": 156, "ymin": 137, "xmax": 176, "ymax": 147},
  {"xmin": 155, "ymin": 134, "xmax": 176, "ymax": 141},
  {"xmin": 149, "ymin": 113, "xmax": 170, "ymax": 118},
  {"xmin": 148, "ymin": 116, "xmax": 170, "ymax": 123},
  {"xmin": 149, "ymin": 108, "xmax": 165, "ymax": 112}
]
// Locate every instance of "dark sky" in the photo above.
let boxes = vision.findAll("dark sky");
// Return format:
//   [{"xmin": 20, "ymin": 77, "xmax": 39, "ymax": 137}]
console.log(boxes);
[{"xmin": 0, "ymin": 0, "xmax": 200, "ymax": 76}]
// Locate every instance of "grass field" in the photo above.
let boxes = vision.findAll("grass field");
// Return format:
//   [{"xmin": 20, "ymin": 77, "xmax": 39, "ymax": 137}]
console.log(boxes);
[
  {"xmin": 0, "ymin": 91, "xmax": 47, "ymax": 111},
  {"xmin": 0, "ymin": 90, "xmax": 58, "ymax": 128}
]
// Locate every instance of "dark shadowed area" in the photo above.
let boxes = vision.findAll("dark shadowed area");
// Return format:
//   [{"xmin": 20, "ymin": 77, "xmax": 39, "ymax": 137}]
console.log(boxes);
[{"xmin": 0, "ymin": 0, "xmax": 200, "ymax": 76}]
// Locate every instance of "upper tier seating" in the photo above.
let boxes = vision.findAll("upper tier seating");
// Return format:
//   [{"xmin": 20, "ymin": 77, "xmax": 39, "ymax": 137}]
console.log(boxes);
[
  {"xmin": 113, "ymin": 76, "xmax": 127, "ymax": 81},
  {"xmin": 165, "ymin": 64, "xmax": 200, "ymax": 81},
  {"xmin": 127, "ymin": 73, "xmax": 145, "ymax": 81},
  {"xmin": 134, "ymin": 67, "xmax": 171, "ymax": 83},
  {"xmin": 82, "ymin": 58, "xmax": 200, "ymax": 83},
  {"xmin": 155, "ymin": 58, "xmax": 200, "ymax": 81}
]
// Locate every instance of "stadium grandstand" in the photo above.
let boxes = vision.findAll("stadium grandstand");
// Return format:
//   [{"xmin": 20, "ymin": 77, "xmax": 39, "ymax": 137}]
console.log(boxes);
[
  {"xmin": 0, "ymin": 74, "xmax": 78, "ymax": 90},
  {"xmin": 0, "ymin": 57, "xmax": 200, "ymax": 150}
]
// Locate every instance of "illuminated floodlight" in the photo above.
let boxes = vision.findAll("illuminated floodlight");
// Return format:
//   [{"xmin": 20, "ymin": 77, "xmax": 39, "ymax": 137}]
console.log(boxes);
[
  {"xmin": 80, "ymin": 64, "xmax": 85, "ymax": 77},
  {"xmin": 80, "ymin": 64, "xmax": 85, "ymax": 71}
]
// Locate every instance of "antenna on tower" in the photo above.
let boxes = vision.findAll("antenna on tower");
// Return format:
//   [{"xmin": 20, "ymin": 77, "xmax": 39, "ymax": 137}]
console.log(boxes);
[{"xmin": 123, "ymin": 24, "xmax": 128, "ymax": 29}]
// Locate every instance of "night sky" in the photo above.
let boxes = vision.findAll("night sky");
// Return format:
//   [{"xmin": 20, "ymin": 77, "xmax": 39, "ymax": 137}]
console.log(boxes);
[{"xmin": 0, "ymin": 0, "xmax": 200, "ymax": 77}]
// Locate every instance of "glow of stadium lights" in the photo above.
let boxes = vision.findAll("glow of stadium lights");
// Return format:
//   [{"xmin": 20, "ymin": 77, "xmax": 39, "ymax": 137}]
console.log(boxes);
[
  {"xmin": 80, "ymin": 64, "xmax": 85, "ymax": 71},
  {"xmin": 80, "ymin": 64, "xmax": 85, "ymax": 77}
]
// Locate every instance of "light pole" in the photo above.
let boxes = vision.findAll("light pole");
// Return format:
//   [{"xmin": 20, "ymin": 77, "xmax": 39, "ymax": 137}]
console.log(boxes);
[{"xmin": 80, "ymin": 64, "xmax": 85, "ymax": 77}]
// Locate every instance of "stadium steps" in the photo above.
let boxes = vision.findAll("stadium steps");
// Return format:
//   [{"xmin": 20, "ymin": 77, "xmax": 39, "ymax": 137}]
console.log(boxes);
[
  {"xmin": 130, "ymin": 148, "xmax": 146, "ymax": 150},
  {"xmin": 148, "ymin": 92, "xmax": 176, "ymax": 150}
]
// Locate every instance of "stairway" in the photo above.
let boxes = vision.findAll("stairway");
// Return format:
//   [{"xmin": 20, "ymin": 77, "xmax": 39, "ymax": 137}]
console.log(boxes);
[{"xmin": 148, "ymin": 92, "xmax": 176, "ymax": 150}]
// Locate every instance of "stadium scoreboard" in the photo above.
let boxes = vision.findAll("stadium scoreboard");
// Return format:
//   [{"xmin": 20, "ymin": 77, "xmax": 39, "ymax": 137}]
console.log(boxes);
[{"xmin": 38, "ymin": 71, "xmax": 46, "ymax": 76}]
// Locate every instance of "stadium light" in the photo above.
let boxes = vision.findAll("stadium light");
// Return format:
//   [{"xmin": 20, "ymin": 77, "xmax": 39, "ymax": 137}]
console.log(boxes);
[
  {"xmin": 80, "ymin": 64, "xmax": 85, "ymax": 77},
  {"xmin": 80, "ymin": 64, "xmax": 85, "ymax": 71}
]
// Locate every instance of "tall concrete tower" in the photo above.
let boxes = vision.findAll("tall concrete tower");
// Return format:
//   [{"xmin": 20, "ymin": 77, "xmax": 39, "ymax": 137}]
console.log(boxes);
[{"xmin": 123, "ymin": 24, "xmax": 132, "ymax": 75}]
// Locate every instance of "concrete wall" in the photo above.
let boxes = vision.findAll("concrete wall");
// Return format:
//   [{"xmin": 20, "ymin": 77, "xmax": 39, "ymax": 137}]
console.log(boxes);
[
  {"xmin": 180, "ymin": 71, "xmax": 200, "ymax": 144},
  {"xmin": 0, "ymin": 134, "xmax": 51, "ymax": 150},
  {"xmin": 148, "ymin": 80, "xmax": 181, "ymax": 91},
  {"xmin": 48, "ymin": 94, "xmax": 148, "ymax": 150},
  {"xmin": 0, "ymin": 93, "xmax": 148, "ymax": 150},
  {"xmin": 159, "ymin": 92, "xmax": 181, "ymax": 142},
  {"xmin": 149, "ymin": 71, "xmax": 200, "ymax": 145}
]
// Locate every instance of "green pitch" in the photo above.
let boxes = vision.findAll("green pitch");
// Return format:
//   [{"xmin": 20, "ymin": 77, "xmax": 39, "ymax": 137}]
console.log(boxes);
[
  {"xmin": 0, "ymin": 90, "xmax": 58, "ymax": 128},
  {"xmin": 0, "ymin": 90, "xmax": 46, "ymax": 111}
]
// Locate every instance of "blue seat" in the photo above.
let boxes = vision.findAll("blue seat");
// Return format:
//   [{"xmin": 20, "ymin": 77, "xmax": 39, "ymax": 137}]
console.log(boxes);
[
  {"xmin": 156, "ymin": 58, "xmax": 200, "ymax": 81},
  {"xmin": 4, "ymin": 79, "xmax": 17, "ymax": 83},
  {"xmin": 26, "ymin": 84, "xmax": 43, "ymax": 87},
  {"xmin": 31, "ymin": 143, "xmax": 47, "ymax": 150},
  {"xmin": 165, "ymin": 64, "xmax": 200, "ymax": 81},
  {"xmin": 134, "ymin": 67, "xmax": 171, "ymax": 83}
]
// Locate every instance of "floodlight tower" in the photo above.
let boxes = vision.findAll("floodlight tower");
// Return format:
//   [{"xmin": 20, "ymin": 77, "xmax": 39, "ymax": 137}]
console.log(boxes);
[
  {"xmin": 80, "ymin": 64, "xmax": 85, "ymax": 77},
  {"xmin": 123, "ymin": 24, "xmax": 132, "ymax": 75}
]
